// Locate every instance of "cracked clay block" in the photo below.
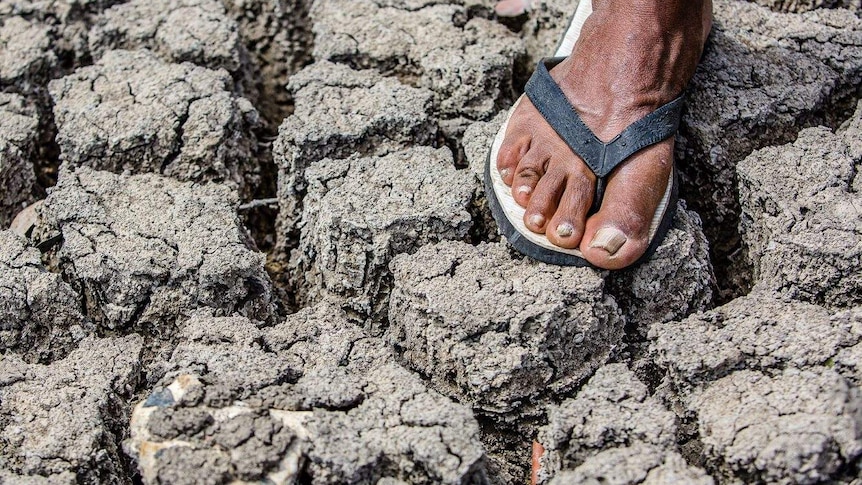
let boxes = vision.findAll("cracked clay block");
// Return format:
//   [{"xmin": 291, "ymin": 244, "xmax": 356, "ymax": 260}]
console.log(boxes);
[
  {"xmin": 273, "ymin": 61, "xmax": 437, "ymax": 232},
  {"xmin": 747, "ymin": 0, "xmax": 860, "ymax": 12},
  {"xmin": 49, "ymin": 49, "xmax": 261, "ymax": 197},
  {"xmin": 127, "ymin": 305, "xmax": 486, "ymax": 484},
  {"xmin": 738, "ymin": 105, "xmax": 862, "ymax": 307},
  {"xmin": 548, "ymin": 443, "xmax": 714, "ymax": 485},
  {"xmin": 89, "ymin": 0, "xmax": 245, "ymax": 76},
  {"xmin": 291, "ymin": 146, "xmax": 473, "ymax": 329},
  {"xmin": 607, "ymin": 203, "xmax": 715, "ymax": 334},
  {"xmin": 0, "ymin": 15, "xmax": 56, "ymax": 92},
  {"xmin": 388, "ymin": 241, "xmax": 624, "ymax": 414},
  {"xmin": 37, "ymin": 166, "xmax": 274, "ymax": 332},
  {"xmin": 0, "ymin": 93, "xmax": 38, "ymax": 226},
  {"xmin": 0, "ymin": 335, "xmax": 142, "ymax": 483},
  {"xmin": 310, "ymin": 0, "xmax": 524, "ymax": 122},
  {"xmin": 650, "ymin": 292, "xmax": 861, "ymax": 390},
  {"xmin": 537, "ymin": 364, "xmax": 680, "ymax": 482},
  {"xmin": 0, "ymin": 230, "xmax": 87, "ymax": 362},
  {"xmin": 679, "ymin": 0, "xmax": 861, "ymax": 244},
  {"xmin": 692, "ymin": 368, "xmax": 862, "ymax": 484},
  {"xmin": 650, "ymin": 292, "xmax": 862, "ymax": 483},
  {"xmin": 0, "ymin": 0, "xmax": 124, "ymax": 78}
]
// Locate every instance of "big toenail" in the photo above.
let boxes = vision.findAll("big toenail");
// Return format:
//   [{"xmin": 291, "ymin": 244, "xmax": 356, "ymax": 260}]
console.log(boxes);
[
  {"xmin": 500, "ymin": 168, "xmax": 510, "ymax": 179},
  {"xmin": 556, "ymin": 223, "xmax": 574, "ymax": 237},
  {"xmin": 529, "ymin": 214, "xmax": 545, "ymax": 228},
  {"xmin": 518, "ymin": 186, "xmax": 532, "ymax": 195},
  {"xmin": 590, "ymin": 227, "xmax": 627, "ymax": 255}
]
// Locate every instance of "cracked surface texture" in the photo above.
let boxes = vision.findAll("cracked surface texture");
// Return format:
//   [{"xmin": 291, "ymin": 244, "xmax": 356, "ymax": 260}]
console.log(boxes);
[
  {"xmin": 738, "ymin": 103, "xmax": 862, "ymax": 308},
  {"xmin": 608, "ymin": 203, "xmax": 715, "ymax": 335},
  {"xmin": 126, "ymin": 305, "xmax": 487, "ymax": 484},
  {"xmin": 651, "ymin": 292, "xmax": 862, "ymax": 482},
  {"xmin": 310, "ymin": 0, "xmax": 524, "ymax": 123},
  {"xmin": 0, "ymin": 15, "xmax": 56, "ymax": 92},
  {"xmin": 0, "ymin": 229, "xmax": 87, "ymax": 362},
  {"xmin": 388, "ymin": 241, "xmax": 624, "ymax": 414},
  {"xmin": 49, "ymin": 49, "xmax": 261, "ymax": 197},
  {"xmin": 537, "ymin": 364, "xmax": 680, "ymax": 482},
  {"xmin": 292, "ymin": 147, "xmax": 473, "ymax": 329},
  {"xmin": 679, "ymin": 0, "xmax": 861, "ymax": 268},
  {"xmin": 548, "ymin": 443, "xmax": 714, "ymax": 485},
  {"xmin": 0, "ymin": 0, "xmax": 860, "ymax": 482},
  {"xmin": 692, "ymin": 368, "xmax": 862, "ymax": 484},
  {"xmin": 0, "ymin": 93, "xmax": 37, "ymax": 226},
  {"xmin": 89, "ymin": 0, "xmax": 245, "ymax": 75},
  {"xmin": 650, "ymin": 292, "xmax": 861, "ymax": 389},
  {"xmin": 0, "ymin": 335, "xmax": 142, "ymax": 483},
  {"xmin": 37, "ymin": 166, "xmax": 274, "ymax": 332},
  {"xmin": 274, "ymin": 61, "xmax": 437, "ymax": 232}
]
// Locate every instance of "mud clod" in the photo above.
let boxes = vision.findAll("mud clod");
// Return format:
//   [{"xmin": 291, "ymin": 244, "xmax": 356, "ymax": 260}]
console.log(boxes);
[
  {"xmin": 49, "ymin": 50, "xmax": 261, "ymax": 197},
  {"xmin": 388, "ymin": 241, "xmax": 624, "ymax": 415},
  {"xmin": 0, "ymin": 229, "xmax": 87, "ymax": 362},
  {"xmin": 310, "ymin": 0, "xmax": 524, "ymax": 124},
  {"xmin": 679, "ymin": 0, "xmax": 862, "ymax": 297},
  {"xmin": 650, "ymin": 292, "xmax": 862, "ymax": 483},
  {"xmin": 89, "ymin": 0, "xmax": 245, "ymax": 76},
  {"xmin": 292, "ymin": 147, "xmax": 474, "ymax": 329},
  {"xmin": 126, "ymin": 305, "xmax": 487, "ymax": 484},
  {"xmin": 273, "ymin": 61, "xmax": 438, "ymax": 234},
  {"xmin": 0, "ymin": 93, "xmax": 39, "ymax": 226},
  {"xmin": 738, "ymin": 102, "xmax": 862, "ymax": 308},
  {"xmin": 36, "ymin": 166, "xmax": 275, "ymax": 334},
  {"xmin": 0, "ymin": 335, "xmax": 143, "ymax": 483}
]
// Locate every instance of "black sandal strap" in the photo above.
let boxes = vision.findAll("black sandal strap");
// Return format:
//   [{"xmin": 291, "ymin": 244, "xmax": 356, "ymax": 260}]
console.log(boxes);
[{"xmin": 524, "ymin": 58, "xmax": 685, "ymax": 180}]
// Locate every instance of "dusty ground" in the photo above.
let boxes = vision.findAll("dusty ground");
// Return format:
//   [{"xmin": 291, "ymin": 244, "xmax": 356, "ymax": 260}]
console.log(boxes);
[{"xmin": 1, "ymin": 0, "xmax": 860, "ymax": 483}]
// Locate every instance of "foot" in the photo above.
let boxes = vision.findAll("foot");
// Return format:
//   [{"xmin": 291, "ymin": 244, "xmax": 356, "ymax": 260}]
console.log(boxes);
[{"xmin": 496, "ymin": 0, "xmax": 712, "ymax": 269}]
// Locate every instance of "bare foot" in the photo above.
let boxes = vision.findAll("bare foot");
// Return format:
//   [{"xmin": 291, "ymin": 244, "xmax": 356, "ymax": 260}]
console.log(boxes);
[{"xmin": 496, "ymin": 0, "xmax": 712, "ymax": 269}]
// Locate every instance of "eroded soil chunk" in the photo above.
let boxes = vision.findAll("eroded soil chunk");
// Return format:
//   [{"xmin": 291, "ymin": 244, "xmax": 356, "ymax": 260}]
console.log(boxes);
[
  {"xmin": 291, "ymin": 147, "xmax": 473, "ymax": 329},
  {"xmin": 127, "ymin": 306, "xmax": 487, "ymax": 484},
  {"xmin": 388, "ymin": 241, "xmax": 624, "ymax": 414},
  {"xmin": 49, "ymin": 49, "xmax": 261, "ymax": 197},
  {"xmin": 37, "ymin": 166, "xmax": 274, "ymax": 333}
]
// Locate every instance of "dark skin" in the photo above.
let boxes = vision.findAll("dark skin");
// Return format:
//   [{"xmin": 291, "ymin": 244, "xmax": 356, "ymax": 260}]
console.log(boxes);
[{"xmin": 496, "ymin": 0, "xmax": 713, "ymax": 269}]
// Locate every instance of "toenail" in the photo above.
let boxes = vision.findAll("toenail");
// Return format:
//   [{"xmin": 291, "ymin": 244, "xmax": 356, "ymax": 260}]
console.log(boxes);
[
  {"xmin": 590, "ymin": 227, "xmax": 627, "ymax": 255},
  {"xmin": 529, "ymin": 214, "xmax": 545, "ymax": 228},
  {"xmin": 556, "ymin": 222, "xmax": 574, "ymax": 238},
  {"xmin": 500, "ymin": 168, "xmax": 510, "ymax": 179},
  {"xmin": 518, "ymin": 186, "xmax": 532, "ymax": 195}
]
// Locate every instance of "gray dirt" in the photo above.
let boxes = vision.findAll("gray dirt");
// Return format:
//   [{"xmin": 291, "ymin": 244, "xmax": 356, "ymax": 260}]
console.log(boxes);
[{"xmin": 2, "ymin": 0, "xmax": 861, "ymax": 483}]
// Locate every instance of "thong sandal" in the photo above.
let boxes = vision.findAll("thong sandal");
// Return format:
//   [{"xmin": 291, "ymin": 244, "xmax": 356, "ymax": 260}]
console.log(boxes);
[{"xmin": 484, "ymin": 0, "xmax": 682, "ymax": 268}]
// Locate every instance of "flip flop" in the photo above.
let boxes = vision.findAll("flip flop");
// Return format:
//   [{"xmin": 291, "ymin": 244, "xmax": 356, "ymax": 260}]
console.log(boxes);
[{"xmin": 484, "ymin": 0, "xmax": 681, "ymax": 268}]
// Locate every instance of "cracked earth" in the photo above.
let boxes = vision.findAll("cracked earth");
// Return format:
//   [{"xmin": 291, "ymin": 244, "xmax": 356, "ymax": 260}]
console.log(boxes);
[{"xmin": 1, "ymin": 0, "xmax": 861, "ymax": 483}]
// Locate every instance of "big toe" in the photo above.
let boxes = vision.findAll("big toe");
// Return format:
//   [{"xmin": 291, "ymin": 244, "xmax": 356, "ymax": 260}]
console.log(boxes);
[{"xmin": 580, "ymin": 142, "xmax": 674, "ymax": 270}]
